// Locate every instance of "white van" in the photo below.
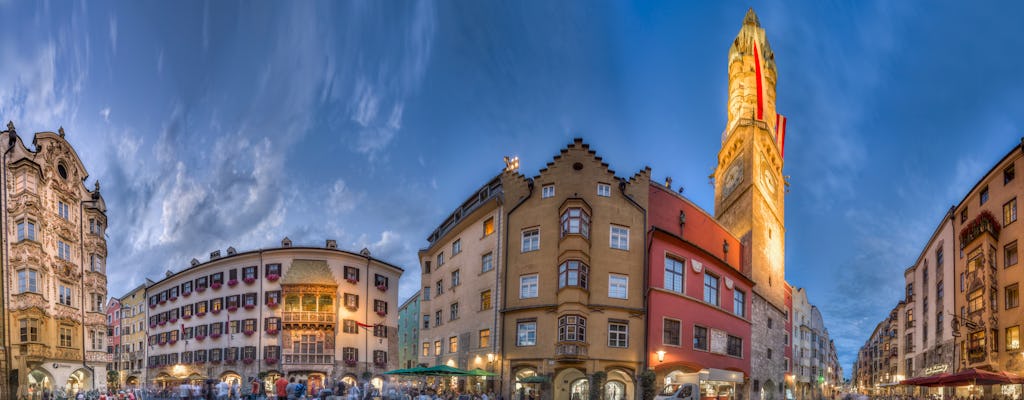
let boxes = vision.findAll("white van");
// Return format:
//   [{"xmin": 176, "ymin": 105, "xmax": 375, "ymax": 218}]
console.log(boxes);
[{"xmin": 655, "ymin": 382, "xmax": 700, "ymax": 400}]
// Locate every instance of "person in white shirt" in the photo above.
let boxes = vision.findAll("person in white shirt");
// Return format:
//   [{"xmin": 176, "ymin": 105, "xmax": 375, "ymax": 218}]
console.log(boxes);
[{"xmin": 217, "ymin": 380, "xmax": 230, "ymax": 400}]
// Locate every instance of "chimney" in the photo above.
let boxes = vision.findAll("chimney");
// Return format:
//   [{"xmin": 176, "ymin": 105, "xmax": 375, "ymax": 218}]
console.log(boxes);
[
  {"xmin": 326, "ymin": 239, "xmax": 338, "ymax": 249},
  {"xmin": 210, "ymin": 250, "xmax": 222, "ymax": 260},
  {"xmin": 226, "ymin": 247, "xmax": 237, "ymax": 256}
]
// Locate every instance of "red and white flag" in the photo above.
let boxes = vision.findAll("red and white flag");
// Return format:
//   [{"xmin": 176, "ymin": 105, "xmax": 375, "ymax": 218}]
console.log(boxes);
[
  {"xmin": 775, "ymin": 113, "xmax": 788, "ymax": 158},
  {"xmin": 753, "ymin": 43, "xmax": 765, "ymax": 121}
]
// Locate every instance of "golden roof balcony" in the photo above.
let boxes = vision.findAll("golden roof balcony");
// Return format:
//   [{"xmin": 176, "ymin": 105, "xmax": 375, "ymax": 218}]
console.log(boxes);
[{"xmin": 282, "ymin": 311, "xmax": 336, "ymax": 329}]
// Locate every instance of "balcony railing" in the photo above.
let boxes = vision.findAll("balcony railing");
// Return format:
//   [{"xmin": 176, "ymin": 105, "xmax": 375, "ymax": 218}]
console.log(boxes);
[
  {"xmin": 19, "ymin": 343, "xmax": 50, "ymax": 360},
  {"xmin": 282, "ymin": 312, "xmax": 335, "ymax": 324},
  {"xmin": 555, "ymin": 342, "xmax": 588, "ymax": 360}
]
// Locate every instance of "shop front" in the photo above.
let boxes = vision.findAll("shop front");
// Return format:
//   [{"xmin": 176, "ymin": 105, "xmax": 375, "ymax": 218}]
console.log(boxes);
[{"xmin": 664, "ymin": 369, "xmax": 745, "ymax": 400}]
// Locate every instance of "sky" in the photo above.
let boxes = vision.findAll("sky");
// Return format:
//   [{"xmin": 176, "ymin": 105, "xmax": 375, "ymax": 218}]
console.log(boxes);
[{"xmin": 1, "ymin": 0, "xmax": 1023, "ymax": 379}]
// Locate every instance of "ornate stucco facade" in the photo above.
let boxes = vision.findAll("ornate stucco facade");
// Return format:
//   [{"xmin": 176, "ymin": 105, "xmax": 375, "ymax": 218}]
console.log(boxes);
[
  {"xmin": 141, "ymin": 240, "xmax": 402, "ymax": 391},
  {"xmin": 0, "ymin": 123, "xmax": 111, "ymax": 399}
]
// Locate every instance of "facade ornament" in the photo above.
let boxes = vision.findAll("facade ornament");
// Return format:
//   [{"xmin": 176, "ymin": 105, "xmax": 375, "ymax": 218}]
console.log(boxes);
[
  {"xmin": 94, "ymin": 180, "xmax": 100, "ymax": 193},
  {"xmin": 6, "ymin": 121, "xmax": 14, "ymax": 133},
  {"xmin": 58, "ymin": 126, "xmax": 65, "ymax": 137}
]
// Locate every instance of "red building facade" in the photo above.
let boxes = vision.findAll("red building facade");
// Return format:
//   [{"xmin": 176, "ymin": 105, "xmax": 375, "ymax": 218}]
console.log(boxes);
[{"xmin": 647, "ymin": 183, "xmax": 753, "ymax": 397}]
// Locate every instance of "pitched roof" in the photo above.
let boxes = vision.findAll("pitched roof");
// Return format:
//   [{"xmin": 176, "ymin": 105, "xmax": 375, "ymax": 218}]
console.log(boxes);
[{"xmin": 280, "ymin": 259, "xmax": 337, "ymax": 286}]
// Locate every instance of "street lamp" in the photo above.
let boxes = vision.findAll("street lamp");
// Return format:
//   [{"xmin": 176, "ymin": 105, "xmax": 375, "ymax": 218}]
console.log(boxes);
[{"xmin": 656, "ymin": 350, "xmax": 666, "ymax": 363}]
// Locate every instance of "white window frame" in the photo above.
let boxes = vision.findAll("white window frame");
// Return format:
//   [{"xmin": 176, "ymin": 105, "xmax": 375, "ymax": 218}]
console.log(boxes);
[
  {"xmin": 520, "ymin": 274, "xmax": 539, "ymax": 299},
  {"xmin": 610, "ymin": 225, "xmax": 629, "ymax": 250},
  {"xmin": 665, "ymin": 257, "xmax": 685, "ymax": 293},
  {"xmin": 608, "ymin": 322, "xmax": 628, "ymax": 348},
  {"xmin": 608, "ymin": 274, "xmax": 628, "ymax": 299},
  {"xmin": 17, "ymin": 269, "xmax": 38, "ymax": 293},
  {"xmin": 17, "ymin": 219, "xmax": 36, "ymax": 242},
  {"xmin": 517, "ymin": 321, "xmax": 537, "ymax": 346},
  {"xmin": 597, "ymin": 183, "xmax": 611, "ymax": 197},
  {"xmin": 521, "ymin": 228, "xmax": 540, "ymax": 252},
  {"xmin": 541, "ymin": 184, "xmax": 555, "ymax": 199},
  {"xmin": 481, "ymin": 252, "xmax": 494, "ymax": 273},
  {"xmin": 452, "ymin": 239, "xmax": 462, "ymax": 255}
]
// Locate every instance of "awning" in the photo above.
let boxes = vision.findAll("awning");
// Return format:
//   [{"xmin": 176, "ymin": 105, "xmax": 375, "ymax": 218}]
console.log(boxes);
[
  {"xmin": 704, "ymin": 369, "xmax": 744, "ymax": 383},
  {"xmin": 901, "ymin": 369, "xmax": 1024, "ymax": 387},
  {"xmin": 518, "ymin": 376, "xmax": 550, "ymax": 383}
]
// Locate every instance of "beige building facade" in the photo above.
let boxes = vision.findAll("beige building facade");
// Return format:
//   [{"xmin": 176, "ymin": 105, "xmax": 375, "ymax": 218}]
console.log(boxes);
[
  {"xmin": 117, "ymin": 282, "xmax": 150, "ymax": 388},
  {"xmin": 142, "ymin": 240, "xmax": 402, "ymax": 391},
  {"xmin": 0, "ymin": 123, "xmax": 111, "ymax": 398},
  {"xmin": 418, "ymin": 176, "xmax": 503, "ymax": 391},
  {"xmin": 500, "ymin": 140, "xmax": 650, "ymax": 400}
]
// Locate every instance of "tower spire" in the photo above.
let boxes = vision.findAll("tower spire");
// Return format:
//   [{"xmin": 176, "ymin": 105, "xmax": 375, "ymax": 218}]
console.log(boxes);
[
  {"xmin": 725, "ymin": 7, "xmax": 778, "ymax": 142},
  {"xmin": 743, "ymin": 7, "xmax": 760, "ymax": 27}
]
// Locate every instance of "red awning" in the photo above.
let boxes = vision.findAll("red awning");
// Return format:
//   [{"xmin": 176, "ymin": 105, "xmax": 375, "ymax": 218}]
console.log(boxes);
[{"xmin": 903, "ymin": 369, "xmax": 1024, "ymax": 387}]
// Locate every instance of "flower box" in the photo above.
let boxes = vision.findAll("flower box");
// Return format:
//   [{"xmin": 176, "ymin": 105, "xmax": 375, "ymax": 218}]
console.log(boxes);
[
  {"xmin": 244, "ymin": 329, "xmax": 255, "ymax": 336},
  {"xmin": 158, "ymin": 340, "xmax": 166, "ymax": 346},
  {"xmin": 267, "ymin": 274, "xmax": 280, "ymax": 282},
  {"xmin": 374, "ymin": 361, "xmax": 387, "ymax": 367},
  {"xmin": 169, "ymin": 339, "xmax": 177, "ymax": 345},
  {"xmin": 195, "ymin": 335, "xmax": 206, "ymax": 341},
  {"xmin": 346, "ymin": 278, "xmax": 359, "ymax": 285},
  {"xmin": 267, "ymin": 301, "xmax": 279, "ymax": 309},
  {"xmin": 376, "ymin": 284, "xmax": 388, "ymax": 292},
  {"xmin": 170, "ymin": 296, "xmax": 178, "ymax": 302},
  {"xmin": 242, "ymin": 358, "xmax": 255, "ymax": 365},
  {"xmin": 159, "ymin": 299, "xmax": 167, "ymax": 305},
  {"xmin": 196, "ymin": 311, "xmax": 207, "ymax": 317},
  {"xmin": 210, "ymin": 359, "xmax": 221, "ymax": 364},
  {"xmin": 159, "ymin": 321, "xmax": 166, "ymax": 326},
  {"xmin": 183, "ymin": 291, "xmax": 191, "ymax": 297},
  {"xmin": 169, "ymin": 317, "xmax": 178, "ymax": 323},
  {"xmin": 197, "ymin": 286, "xmax": 207, "ymax": 293},
  {"xmin": 344, "ymin": 359, "xmax": 358, "ymax": 367},
  {"xmin": 212, "ymin": 309, "xmax": 222, "ymax": 315},
  {"xmin": 149, "ymin": 303, "xmax": 157, "ymax": 309},
  {"xmin": 225, "ymin": 359, "xmax": 237, "ymax": 365},
  {"xmin": 210, "ymin": 333, "xmax": 222, "ymax": 339},
  {"xmin": 150, "ymin": 323, "xmax": 157, "ymax": 328},
  {"xmin": 227, "ymin": 306, "xmax": 238, "ymax": 313},
  {"xmin": 211, "ymin": 282, "xmax": 222, "ymax": 290},
  {"xmin": 244, "ymin": 304, "xmax": 255, "ymax": 310},
  {"xmin": 183, "ymin": 314, "xmax": 192, "ymax": 320},
  {"xmin": 227, "ymin": 279, "xmax": 239, "ymax": 287},
  {"xmin": 266, "ymin": 328, "xmax": 279, "ymax": 335},
  {"xmin": 376, "ymin": 310, "xmax": 386, "ymax": 317},
  {"xmin": 265, "ymin": 358, "xmax": 278, "ymax": 365},
  {"xmin": 243, "ymin": 277, "xmax": 256, "ymax": 284},
  {"xmin": 194, "ymin": 360, "xmax": 205, "ymax": 365}
]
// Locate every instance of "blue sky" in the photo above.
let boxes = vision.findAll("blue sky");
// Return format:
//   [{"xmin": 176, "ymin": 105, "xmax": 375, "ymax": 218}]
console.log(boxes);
[{"xmin": 2, "ymin": 1, "xmax": 1022, "ymax": 378}]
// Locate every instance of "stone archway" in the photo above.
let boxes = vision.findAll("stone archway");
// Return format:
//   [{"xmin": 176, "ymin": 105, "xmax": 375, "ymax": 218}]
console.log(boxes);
[
  {"xmin": 554, "ymin": 368, "xmax": 587, "ymax": 400},
  {"xmin": 66, "ymin": 368, "xmax": 92, "ymax": 395},
  {"xmin": 605, "ymin": 369, "xmax": 635, "ymax": 400},
  {"xmin": 25, "ymin": 368, "xmax": 54, "ymax": 398},
  {"xmin": 513, "ymin": 367, "xmax": 540, "ymax": 400}
]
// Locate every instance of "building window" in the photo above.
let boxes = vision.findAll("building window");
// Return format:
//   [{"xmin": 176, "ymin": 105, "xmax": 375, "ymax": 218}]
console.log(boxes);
[
  {"xmin": 727, "ymin": 335, "xmax": 743, "ymax": 357},
  {"xmin": 597, "ymin": 183, "xmax": 611, "ymax": 197},
  {"xmin": 734, "ymin": 290, "xmax": 746, "ymax": 317},
  {"xmin": 435, "ymin": 310, "xmax": 443, "ymax": 327},
  {"xmin": 663, "ymin": 319, "xmax": 681, "ymax": 346},
  {"xmin": 767, "ymin": 348, "xmax": 773, "ymax": 359},
  {"xmin": 1006, "ymin": 284, "xmax": 1019, "ymax": 309},
  {"xmin": 520, "ymin": 275, "xmax": 539, "ymax": 298},
  {"xmin": 483, "ymin": 218, "xmax": 495, "ymax": 237},
  {"xmin": 560, "ymin": 208, "xmax": 591, "ymax": 238},
  {"xmin": 451, "ymin": 270, "xmax": 461, "ymax": 287},
  {"xmin": 610, "ymin": 225, "xmax": 629, "ymax": 250},
  {"xmin": 17, "ymin": 269, "xmax": 38, "ymax": 293},
  {"xmin": 422, "ymin": 342, "xmax": 429, "ymax": 357},
  {"xmin": 266, "ymin": 263, "xmax": 281, "ymax": 277},
  {"xmin": 16, "ymin": 219, "xmax": 35, "ymax": 241},
  {"xmin": 969, "ymin": 288, "xmax": 984, "ymax": 313},
  {"xmin": 1007, "ymin": 326, "xmax": 1020, "ymax": 351},
  {"xmin": 517, "ymin": 321, "xmax": 537, "ymax": 346},
  {"xmin": 373, "ymin": 350, "xmax": 387, "ymax": 366},
  {"xmin": 343, "ymin": 347, "xmax": 359, "ymax": 363},
  {"xmin": 703, "ymin": 274, "xmax": 720, "ymax": 306},
  {"xmin": 1007, "ymin": 242, "xmax": 1019, "ymax": 268},
  {"xmin": 480, "ymin": 290, "xmax": 492, "ymax": 311},
  {"xmin": 449, "ymin": 303, "xmax": 459, "ymax": 321},
  {"xmin": 374, "ymin": 300, "xmax": 388, "ymax": 315},
  {"xmin": 58, "ymin": 240, "xmax": 71, "ymax": 261},
  {"xmin": 479, "ymin": 329, "xmax": 491, "ymax": 348},
  {"xmin": 608, "ymin": 321, "xmax": 628, "ymax": 348},
  {"xmin": 1006, "ymin": 164, "xmax": 1017, "ymax": 184},
  {"xmin": 558, "ymin": 260, "xmax": 589, "ymax": 289},
  {"xmin": 693, "ymin": 326, "xmax": 709, "ymax": 351},
  {"xmin": 374, "ymin": 274, "xmax": 389, "ymax": 289},
  {"xmin": 59, "ymin": 326, "xmax": 73, "ymax": 347},
  {"xmin": 59, "ymin": 285, "xmax": 73, "ymax": 306},
  {"xmin": 542, "ymin": 184, "xmax": 555, "ymax": 199},
  {"xmin": 937, "ymin": 312, "xmax": 944, "ymax": 335},
  {"xmin": 482, "ymin": 252, "xmax": 494, "ymax": 273},
  {"xmin": 342, "ymin": 320, "xmax": 358, "ymax": 334},
  {"xmin": 665, "ymin": 257, "xmax": 684, "ymax": 293},
  {"xmin": 373, "ymin": 324, "xmax": 388, "ymax": 338},
  {"xmin": 558, "ymin": 315, "xmax": 586, "ymax": 342},
  {"xmin": 435, "ymin": 280, "xmax": 444, "ymax": 296},
  {"xmin": 422, "ymin": 314, "xmax": 429, "ymax": 329},
  {"xmin": 981, "ymin": 186, "xmax": 989, "ymax": 205},
  {"xmin": 1006, "ymin": 198, "xmax": 1018, "ymax": 226},
  {"xmin": 436, "ymin": 252, "xmax": 445, "ymax": 267},
  {"xmin": 608, "ymin": 274, "xmax": 628, "ymax": 299},
  {"xmin": 343, "ymin": 266, "xmax": 359, "ymax": 282},
  {"xmin": 521, "ymin": 229, "xmax": 540, "ymax": 252},
  {"xmin": 448, "ymin": 336, "xmax": 458, "ymax": 353},
  {"xmin": 433, "ymin": 341, "xmax": 442, "ymax": 356},
  {"xmin": 19, "ymin": 318, "xmax": 39, "ymax": 342},
  {"xmin": 58, "ymin": 201, "xmax": 70, "ymax": 220},
  {"xmin": 452, "ymin": 239, "xmax": 462, "ymax": 256}
]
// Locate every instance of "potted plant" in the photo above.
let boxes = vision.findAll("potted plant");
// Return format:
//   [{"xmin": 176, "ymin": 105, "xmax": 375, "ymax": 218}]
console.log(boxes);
[
  {"xmin": 149, "ymin": 303, "xmax": 157, "ymax": 309},
  {"xmin": 158, "ymin": 320, "xmax": 166, "ymax": 326},
  {"xmin": 227, "ymin": 279, "xmax": 239, "ymax": 287},
  {"xmin": 170, "ymin": 296, "xmax": 178, "ymax": 302},
  {"xmin": 267, "ymin": 274, "xmax": 280, "ymax": 282},
  {"xmin": 169, "ymin": 338, "xmax": 177, "ymax": 345},
  {"xmin": 243, "ymin": 276, "xmax": 256, "ymax": 284},
  {"xmin": 150, "ymin": 322, "xmax": 157, "ymax": 328},
  {"xmin": 159, "ymin": 299, "xmax": 167, "ymax": 305},
  {"xmin": 267, "ymin": 301, "xmax": 279, "ymax": 309},
  {"xmin": 183, "ymin": 291, "xmax": 191, "ymax": 297},
  {"xmin": 169, "ymin": 317, "xmax": 178, "ymax": 323},
  {"xmin": 376, "ymin": 310, "xmax": 386, "ymax": 317}
]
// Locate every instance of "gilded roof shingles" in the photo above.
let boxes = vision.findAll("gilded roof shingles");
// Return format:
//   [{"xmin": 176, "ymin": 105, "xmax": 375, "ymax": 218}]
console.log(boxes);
[{"xmin": 280, "ymin": 259, "xmax": 337, "ymax": 286}]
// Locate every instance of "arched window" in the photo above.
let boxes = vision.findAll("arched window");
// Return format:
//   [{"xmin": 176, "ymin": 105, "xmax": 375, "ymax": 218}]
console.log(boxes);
[
  {"xmin": 284, "ymin": 295, "xmax": 300, "ymax": 312},
  {"xmin": 558, "ymin": 315, "xmax": 586, "ymax": 342},
  {"xmin": 558, "ymin": 261, "xmax": 588, "ymax": 289},
  {"xmin": 570, "ymin": 379, "xmax": 589, "ymax": 400}
]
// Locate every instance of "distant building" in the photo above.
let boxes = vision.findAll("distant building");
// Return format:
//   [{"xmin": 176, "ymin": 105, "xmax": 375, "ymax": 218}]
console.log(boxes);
[
  {"xmin": 141, "ymin": 240, "xmax": 402, "ymax": 391},
  {"xmin": 397, "ymin": 291, "xmax": 421, "ymax": 369},
  {"xmin": 791, "ymin": 288, "xmax": 842, "ymax": 400},
  {"xmin": 0, "ymin": 123, "xmax": 111, "ymax": 399},
  {"xmin": 106, "ymin": 298, "xmax": 122, "ymax": 389},
  {"xmin": 117, "ymin": 282, "xmax": 150, "ymax": 389}
]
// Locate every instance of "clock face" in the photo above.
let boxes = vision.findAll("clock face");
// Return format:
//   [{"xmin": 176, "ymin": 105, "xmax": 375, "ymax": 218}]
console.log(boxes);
[
  {"xmin": 762, "ymin": 169, "xmax": 777, "ymax": 195},
  {"xmin": 722, "ymin": 160, "xmax": 743, "ymax": 198}
]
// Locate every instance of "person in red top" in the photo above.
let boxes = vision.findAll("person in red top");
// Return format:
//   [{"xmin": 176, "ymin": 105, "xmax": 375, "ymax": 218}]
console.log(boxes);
[
  {"xmin": 275, "ymin": 376, "xmax": 289, "ymax": 400},
  {"xmin": 251, "ymin": 377, "xmax": 262, "ymax": 398}
]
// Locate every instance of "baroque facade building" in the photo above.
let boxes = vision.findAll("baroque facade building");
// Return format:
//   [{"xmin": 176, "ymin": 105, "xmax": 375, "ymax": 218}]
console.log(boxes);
[
  {"xmin": 418, "ymin": 176, "xmax": 503, "ymax": 392},
  {"xmin": 0, "ymin": 123, "xmax": 111, "ymax": 399},
  {"xmin": 140, "ymin": 240, "xmax": 401, "ymax": 391}
]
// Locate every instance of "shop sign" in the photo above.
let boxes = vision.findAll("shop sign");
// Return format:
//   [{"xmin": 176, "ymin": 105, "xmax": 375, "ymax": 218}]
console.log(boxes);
[{"xmin": 924, "ymin": 364, "xmax": 948, "ymax": 375}]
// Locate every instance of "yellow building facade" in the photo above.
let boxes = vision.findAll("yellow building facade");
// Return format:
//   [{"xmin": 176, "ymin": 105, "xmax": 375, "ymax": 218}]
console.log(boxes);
[{"xmin": 1, "ymin": 123, "xmax": 111, "ymax": 398}]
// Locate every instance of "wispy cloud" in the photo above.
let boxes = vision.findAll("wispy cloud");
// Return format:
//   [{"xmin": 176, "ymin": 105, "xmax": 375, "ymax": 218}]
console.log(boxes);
[
  {"xmin": 108, "ymin": 14, "xmax": 117, "ymax": 54},
  {"xmin": 100, "ymin": 106, "xmax": 111, "ymax": 122}
]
